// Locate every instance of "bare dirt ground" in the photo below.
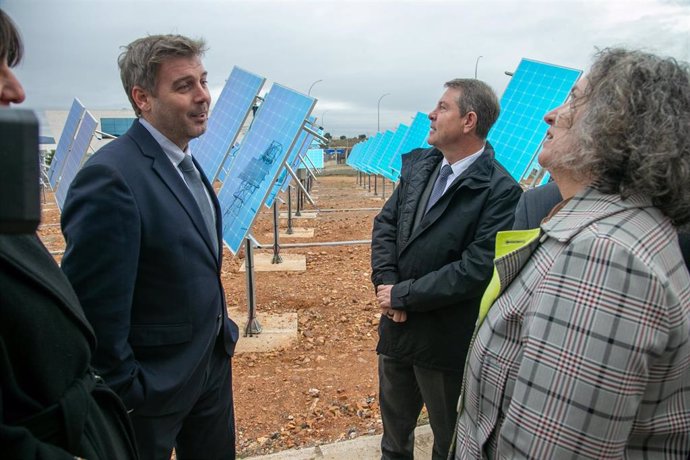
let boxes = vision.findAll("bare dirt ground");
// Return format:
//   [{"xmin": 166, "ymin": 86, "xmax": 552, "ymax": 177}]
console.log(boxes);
[{"xmin": 38, "ymin": 165, "xmax": 404, "ymax": 458}]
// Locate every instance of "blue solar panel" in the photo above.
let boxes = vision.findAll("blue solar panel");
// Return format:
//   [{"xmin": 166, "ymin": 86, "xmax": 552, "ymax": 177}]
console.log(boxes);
[
  {"xmin": 217, "ymin": 143, "xmax": 241, "ymax": 182},
  {"xmin": 306, "ymin": 148, "xmax": 324, "ymax": 169},
  {"xmin": 370, "ymin": 130, "xmax": 394, "ymax": 175},
  {"xmin": 382, "ymin": 123, "xmax": 409, "ymax": 180},
  {"xmin": 190, "ymin": 67, "xmax": 265, "ymax": 182},
  {"xmin": 278, "ymin": 125, "xmax": 321, "ymax": 194},
  {"xmin": 263, "ymin": 117, "xmax": 316, "ymax": 207},
  {"xmin": 48, "ymin": 98, "xmax": 85, "ymax": 189},
  {"xmin": 290, "ymin": 126, "xmax": 321, "ymax": 177},
  {"xmin": 348, "ymin": 137, "xmax": 373, "ymax": 172},
  {"xmin": 100, "ymin": 117, "xmax": 136, "ymax": 136},
  {"xmin": 55, "ymin": 111, "xmax": 97, "ymax": 209},
  {"xmin": 488, "ymin": 59, "xmax": 581, "ymax": 183},
  {"xmin": 217, "ymin": 84, "xmax": 315, "ymax": 254},
  {"xmin": 399, "ymin": 112, "xmax": 431, "ymax": 155}
]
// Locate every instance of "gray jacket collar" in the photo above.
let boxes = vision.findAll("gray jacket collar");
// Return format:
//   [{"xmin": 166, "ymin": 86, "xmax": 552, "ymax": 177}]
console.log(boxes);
[{"xmin": 542, "ymin": 187, "xmax": 653, "ymax": 243}]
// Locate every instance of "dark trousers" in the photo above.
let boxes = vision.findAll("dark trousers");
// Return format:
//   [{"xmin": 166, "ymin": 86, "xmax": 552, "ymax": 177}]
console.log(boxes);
[
  {"xmin": 130, "ymin": 339, "xmax": 235, "ymax": 460},
  {"xmin": 378, "ymin": 354, "xmax": 462, "ymax": 460}
]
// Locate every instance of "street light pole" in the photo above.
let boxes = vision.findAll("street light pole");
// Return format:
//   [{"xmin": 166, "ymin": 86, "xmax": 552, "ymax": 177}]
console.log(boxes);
[
  {"xmin": 308, "ymin": 79, "xmax": 323, "ymax": 96},
  {"xmin": 377, "ymin": 92, "xmax": 390, "ymax": 133},
  {"xmin": 474, "ymin": 55, "xmax": 483, "ymax": 79}
]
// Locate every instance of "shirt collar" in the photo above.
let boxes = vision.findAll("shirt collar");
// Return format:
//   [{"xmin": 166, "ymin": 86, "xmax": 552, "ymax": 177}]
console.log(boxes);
[
  {"xmin": 138, "ymin": 118, "xmax": 189, "ymax": 167},
  {"xmin": 441, "ymin": 145, "xmax": 485, "ymax": 178}
]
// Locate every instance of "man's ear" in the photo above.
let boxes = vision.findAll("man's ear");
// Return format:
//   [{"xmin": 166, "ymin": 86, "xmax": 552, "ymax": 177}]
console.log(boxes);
[
  {"xmin": 463, "ymin": 111, "xmax": 478, "ymax": 134},
  {"xmin": 131, "ymin": 86, "xmax": 151, "ymax": 114}
]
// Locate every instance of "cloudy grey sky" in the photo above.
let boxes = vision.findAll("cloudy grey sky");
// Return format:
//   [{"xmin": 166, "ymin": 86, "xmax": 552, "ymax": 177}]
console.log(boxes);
[{"xmin": 4, "ymin": 0, "xmax": 690, "ymax": 136}]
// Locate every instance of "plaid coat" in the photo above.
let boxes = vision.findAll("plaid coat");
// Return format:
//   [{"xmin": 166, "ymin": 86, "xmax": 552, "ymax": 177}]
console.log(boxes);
[{"xmin": 454, "ymin": 188, "xmax": 690, "ymax": 459}]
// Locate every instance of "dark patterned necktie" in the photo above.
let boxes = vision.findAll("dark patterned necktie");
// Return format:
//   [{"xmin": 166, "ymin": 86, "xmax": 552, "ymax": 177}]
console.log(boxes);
[
  {"xmin": 179, "ymin": 155, "xmax": 219, "ymax": 254},
  {"xmin": 425, "ymin": 164, "xmax": 453, "ymax": 214}
]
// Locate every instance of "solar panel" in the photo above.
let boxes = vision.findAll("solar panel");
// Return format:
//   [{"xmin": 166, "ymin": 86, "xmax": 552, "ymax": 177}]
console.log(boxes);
[
  {"xmin": 100, "ymin": 117, "xmax": 136, "ymax": 136},
  {"xmin": 382, "ymin": 123, "xmax": 409, "ymax": 180},
  {"xmin": 285, "ymin": 126, "xmax": 321, "ymax": 191},
  {"xmin": 348, "ymin": 136, "xmax": 374, "ymax": 172},
  {"xmin": 217, "ymin": 84, "xmax": 315, "ymax": 254},
  {"xmin": 488, "ymin": 59, "xmax": 581, "ymax": 183},
  {"xmin": 190, "ymin": 67, "xmax": 265, "ymax": 182},
  {"xmin": 48, "ymin": 98, "xmax": 85, "ymax": 189},
  {"xmin": 55, "ymin": 111, "xmax": 97, "ymax": 209},
  {"xmin": 305, "ymin": 148, "xmax": 324, "ymax": 169},
  {"xmin": 263, "ymin": 117, "xmax": 316, "ymax": 207},
  {"xmin": 217, "ymin": 143, "xmax": 241, "ymax": 182},
  {"xmin": 369, "ymin": 130, "xmax": 394, "ymax": 175},
  {"xmin": 398, "ymin": 112, "xmax": 431, "ymax": 155}
]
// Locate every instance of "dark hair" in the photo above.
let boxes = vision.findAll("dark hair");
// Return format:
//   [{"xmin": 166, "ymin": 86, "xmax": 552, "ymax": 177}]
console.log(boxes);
[
  {"xmin": 118, "ymin": 34, "xmax": 207, "ymax": 116},
  {"xmin": 444, "ymin": 78, "xmax": 500, "ymax": 139},
  {"xmin": 0, "ymin": 8, "xmax": 23, "ymax": 67},
  {"xmin": 567, "ymin": 48, "xmax": 690, "ymax": 225}
]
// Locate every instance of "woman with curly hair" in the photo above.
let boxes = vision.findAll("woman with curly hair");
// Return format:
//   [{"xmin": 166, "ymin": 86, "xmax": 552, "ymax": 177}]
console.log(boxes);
[{"xmin": 452, "ymin": 48, "xmax": 690, "ymax": 459}]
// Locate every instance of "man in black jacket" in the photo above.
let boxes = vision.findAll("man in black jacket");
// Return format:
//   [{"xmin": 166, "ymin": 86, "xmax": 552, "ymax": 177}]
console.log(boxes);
[{"xmin": 371, "ymin": 79, "xmax": 522, "ymax": 459}]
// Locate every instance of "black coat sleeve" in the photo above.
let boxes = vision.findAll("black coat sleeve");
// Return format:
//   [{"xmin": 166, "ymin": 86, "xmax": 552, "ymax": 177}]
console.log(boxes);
[
  {"xmin": 512, "ymin": 191, "xmax": 529, "ymax": 230},
  {"xmin": 371, "ymin": 179, "xmax": 403, "ymax": 287}
]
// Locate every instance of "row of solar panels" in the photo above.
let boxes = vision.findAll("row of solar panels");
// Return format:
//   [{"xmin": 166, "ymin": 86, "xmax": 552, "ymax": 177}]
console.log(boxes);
[
  {"xmin": 48, "ymin": 67, "xmax": 325, "ymax": 255},
  {"xmin": 346, "ymin": 59, "xmax": 582, "ymax": 185}
]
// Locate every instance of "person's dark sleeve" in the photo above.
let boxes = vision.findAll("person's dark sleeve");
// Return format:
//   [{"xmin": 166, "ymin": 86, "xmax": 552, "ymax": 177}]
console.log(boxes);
[
  {"xmin": 512, "ymin": 191, "xmax": 529, "ymax": 230},
  {"xmin": 0, "ymin": 398, "xmax": 75, "ymax": 460},
  {"xmin": 371, "ymin": 180, "xmax": 403, "ymax": 288},
  {"xmin": 60, "ymin": 164, "xmax": 145, "ymax": 411},
  {"xmin": 390, "ymin": 182, "xmax": 522, "ymax": 312}
]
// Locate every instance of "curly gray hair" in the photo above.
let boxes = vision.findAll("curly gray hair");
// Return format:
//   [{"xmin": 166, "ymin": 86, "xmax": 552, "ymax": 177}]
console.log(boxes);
[
  {"xmin": 118, "ymin": 34, "xmax": 207, "ymax": 116},
  {"xmin": 556, "ymin": 48, "xmax": 690, "ymax": 225}
]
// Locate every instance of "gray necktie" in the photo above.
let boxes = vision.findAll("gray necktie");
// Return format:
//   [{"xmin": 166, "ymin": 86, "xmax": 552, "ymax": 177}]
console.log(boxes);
[
  {"xmin": 179, "ymin": 155, "xmax": 219, "ymax": 255},
  {"xmin": 425, "ymin": 164, "xmax": 453, "ymax": 214}
]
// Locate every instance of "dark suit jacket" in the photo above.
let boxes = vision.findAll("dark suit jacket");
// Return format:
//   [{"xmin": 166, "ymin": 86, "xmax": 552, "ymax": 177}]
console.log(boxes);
[
  {"xmin": 371, "ymin": 145, "xmax": 522, "ymax": 371},
  {"xmin": 512, "ymin": 181, "xmax": 562, "ymax": 230},
  {"xmin": 61, "ymin": 120, "xmax": 239, "ymax": 416},
  {"xmin": 0, "ymin": 234, "xmax": 136, "ymax": 459}
]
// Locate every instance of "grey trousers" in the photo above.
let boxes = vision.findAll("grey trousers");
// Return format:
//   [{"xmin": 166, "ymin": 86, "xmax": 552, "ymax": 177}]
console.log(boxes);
[{"xmin": 378, "ymin": 354, "xmax": 462, "ymax": 460}]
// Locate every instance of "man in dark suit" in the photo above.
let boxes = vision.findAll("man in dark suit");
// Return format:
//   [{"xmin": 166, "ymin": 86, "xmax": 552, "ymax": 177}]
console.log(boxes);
[
  {"xmin": 371, "ymin": 79, "xmax": 522, "ymax": 459},
  {"xmin": 512, "ymin": 180, "xmax": 561, "ymax": 230},
  {"xmin": 0, "ymin": 9, "xmax": 137, "ymax": 458},
  {"xmin": 61, "ymin": 34, "xmax": 238, "ymax": 460}
]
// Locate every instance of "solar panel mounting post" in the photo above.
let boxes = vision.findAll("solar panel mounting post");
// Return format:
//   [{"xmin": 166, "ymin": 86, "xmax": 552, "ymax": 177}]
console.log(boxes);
[
  {"xmin": 285, "ymin": 163, "xmax": 317, "ymax": 208},
  {"xmin": 271, "ymin": 200, "xmax": 283, "ymax": 264},
  {"xmin": 244, "ymin": 236, "xmax": 262, "ymax": 336},
  {"xmin": 286, "ymin": 184, "xmax": 294, "ymax": 234}
]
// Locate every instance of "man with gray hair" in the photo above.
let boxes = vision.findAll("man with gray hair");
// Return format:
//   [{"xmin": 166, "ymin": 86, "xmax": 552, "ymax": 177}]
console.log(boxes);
[
  {"xmin": 61, "ymin": 34, "xmax": 239, "ymax": 459},
  {"xmin": 371, "ymin": 79, "xmax": 521, "ymax": 459}
]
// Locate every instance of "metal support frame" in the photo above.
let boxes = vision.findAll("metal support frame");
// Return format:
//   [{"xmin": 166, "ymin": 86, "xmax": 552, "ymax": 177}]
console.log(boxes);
[
  {"xmin": 244, "ymin": 237, "xmax": 262, "ymax": 336},
  {"xmin": 374, "ymin": 175, "xmax": 378, "ymax": 195},
  {"xmin": 271, "ymin": 201, "xmax": 283, "ymax": 264},
  {"xmin": 286, "ymin": 184, "xmax": 294, "ymax": 234},
  {"xmin": 295, "ymin": 179, "xmax": 302, "ymax": 216}
]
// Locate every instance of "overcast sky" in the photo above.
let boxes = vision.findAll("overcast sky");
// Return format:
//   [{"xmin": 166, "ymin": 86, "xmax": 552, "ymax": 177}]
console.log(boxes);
[{"xmin": 4, "ymin": 0, "xmax": 690, "ymax": 136}]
